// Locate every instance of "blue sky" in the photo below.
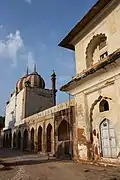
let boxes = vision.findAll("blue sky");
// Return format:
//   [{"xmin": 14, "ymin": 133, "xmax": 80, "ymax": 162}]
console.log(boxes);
[{"xmin": 0, "ymin": 0, "xmax": 97, "ymax": 115}]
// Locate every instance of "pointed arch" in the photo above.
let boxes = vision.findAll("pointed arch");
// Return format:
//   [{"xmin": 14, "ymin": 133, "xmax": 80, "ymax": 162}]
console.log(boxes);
[
  {"xmin": 23, "ymin": 129, "xmax": 28, "ymax": 151},
  {"xmin": 6, "ymin": 133, "xmax": 8, "ymax": 148},
  {"xmin": 99, "ymin": 99, "xmax": 109, "ymax": 112},
  {"xmin": 58, "ymin": 120, "xmax": 70, "ymax": 141},
  {"xmin": 38, "ymin": 126, "xmax": 42, "ymax": 152},
  {"xmin": 9, "ymin": 131, "xmax": 12, "ymax": 148},
  {"xmin": 3, "ymin": 133, "xmax": 5, "ymax": 148},
  {"xmin": 13, "ymin": 132, "xmax": 16, "ymax": 148},
  {"xmin": 46, "ymin": 124, "xmax": 52, "ymax": 152},
  {"xmin": 17, "ymin": 130, "xmax": 21, "ymax": 150},
  {"xmin": 30, "ymin": 128, "xmax": 34, "ymax": 151}
]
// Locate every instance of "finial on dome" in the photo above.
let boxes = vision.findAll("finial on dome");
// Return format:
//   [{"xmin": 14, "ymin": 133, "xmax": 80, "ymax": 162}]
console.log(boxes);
[
  {"xmin": 33, "ymin": 63, "xmax": 36, "ymax": 73},
  {"xmin": 26, "ymin": 65, "xmax": 28, "ymax": 75}
]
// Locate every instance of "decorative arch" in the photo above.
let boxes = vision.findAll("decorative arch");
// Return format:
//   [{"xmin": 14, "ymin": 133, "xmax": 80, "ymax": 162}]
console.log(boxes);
[
  {"xmin": 46, "ymin": 124, "xmax": 52, "ymax": 152},
  {"xmin": 30, "ymin": 128, "xmax": 34, "ymax": 151},
  {"xmin": 86, "ymin": 33, "xmax": 107, "ymax": 68},
  {"xmin": 23, "ymin": 129, "xmax": 28, "ymax": 151},
  {"xmin": 99, "ymin": 99, "xmax": 109, "ymax": 112},
  {"xmin": 38, "ymin": 126, "xmax": 42, "ymax": 152},
  {"xmin": 58, "ymin": 120, "xmax": 70, "ymax": 141},
  {"xmin": 17, "ymin": 130, "xmax": 21, "ymax": 150},
  {"xmin": 89, "ymin": 96, "xmax": 112, "ymax": 143},
  {"xmin": 13, "ymin": 132, "xmax": 16, "ymax": 148}
]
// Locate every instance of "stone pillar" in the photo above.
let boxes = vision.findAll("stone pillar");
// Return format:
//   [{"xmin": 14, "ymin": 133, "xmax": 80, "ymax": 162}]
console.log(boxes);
[
  {"xmin": 34, "ymin": 125, "xmax": 38, "ymax": 152},
  {"xmin": 28, "ymin": 129, "xmax": 31, "ymax": 151},
  {"xmin": 51, "ymin": 125, "xmax": 54, "ymax": 154},
  {"xmin": 42, "ymin": 121, "xmax": 46, "ymax": 153}
]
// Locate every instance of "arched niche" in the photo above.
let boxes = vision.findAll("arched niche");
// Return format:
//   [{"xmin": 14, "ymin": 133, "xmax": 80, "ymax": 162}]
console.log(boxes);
[
  {"xmin": 30, "ymin": 128, "xmax": 34, "ymax": 151},
  {"xmin": 99, "ymin": 99, "xmax": 109, "ymax": 112},
  {"xmin": 23, "ymin": 129, "xmax": 28, "ymax": 151},
  {"xmin": 46, "ymin": 124, "xmax": 52, "ymax": 152},
  {"xmin": 86, "ymin": 34, "xmax": 108, "ymax": 68},
  {"xmin": 13, "ymin": 132, "xmax": 16, "ymax": 148},
  {"xmin": 58, "ymin": 120, "xmax": 70, "ymax": 141},
  {"xmin": 38, "ymin": 126, "xmax": 42, "ymax": 152},
  {"xmin": 17, "ymin": 130, "xmax": 21, "ymax": 150}
]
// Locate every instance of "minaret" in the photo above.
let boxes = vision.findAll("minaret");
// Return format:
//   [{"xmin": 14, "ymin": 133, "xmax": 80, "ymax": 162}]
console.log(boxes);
[{"xmin": 51, "ymin": 70, "xmax": 57, "ymax": 106}]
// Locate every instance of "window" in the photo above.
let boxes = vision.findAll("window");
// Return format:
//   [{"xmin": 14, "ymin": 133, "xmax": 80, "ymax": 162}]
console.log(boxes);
[
  {"xmin": 100, "ymin": 51, "xmax": 108, "ymax": 60},
  {"xmin": 99, "ymin": 100, "xmax": 109, "ymax": 112}
]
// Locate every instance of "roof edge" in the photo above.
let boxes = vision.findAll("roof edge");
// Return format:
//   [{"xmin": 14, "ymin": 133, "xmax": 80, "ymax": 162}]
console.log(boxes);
[
  {"xmin": 58, "ymin": 0, "xmax": 113, "ymax": 50},
  {"xmin": 60, "ymin": 49, "xmax": 120, "ymax": 91}
]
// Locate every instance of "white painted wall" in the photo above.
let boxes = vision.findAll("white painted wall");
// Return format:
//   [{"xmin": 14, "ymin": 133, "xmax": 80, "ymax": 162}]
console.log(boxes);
[
  {"xmin": 4, "ymin": 89, "xmax": 24, "ymax": 130},
  {"xmin": 16, "ymin": 89, "xmax": 24, "ymax": 123},
  {"xmin": 4, "ymin": 93, "xmax": 16, "ymax": 130}
]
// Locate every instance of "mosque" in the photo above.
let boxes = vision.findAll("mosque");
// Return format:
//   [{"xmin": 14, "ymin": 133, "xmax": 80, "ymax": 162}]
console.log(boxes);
[
  {"xmin": 3, "ymin": 0, "xmax": 120, "ymax": 164},
  {"xmin": 3, "ymin": 65, "xmax": 74, "ymax": 158}
]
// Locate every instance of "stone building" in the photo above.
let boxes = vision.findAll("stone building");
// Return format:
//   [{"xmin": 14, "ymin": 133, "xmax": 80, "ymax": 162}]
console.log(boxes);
[
  {"xmin": 59, "ymin": 0, "xmax": 120, "ymax": 163},
  {"xmin": 3, "ymin": 65, "xmax": 75, "ymax": 158}
]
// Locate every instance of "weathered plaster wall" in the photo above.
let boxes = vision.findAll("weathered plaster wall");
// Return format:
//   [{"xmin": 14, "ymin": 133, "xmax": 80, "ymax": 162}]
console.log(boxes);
[
  {"xmin": 70, "ymin": 63, "xmax": 120, "ymax": 162},
  {"xmin": 11, "ymin": 100, "xmax": 75, "ymax": 155},
  {"xmin": 74, "ymin": 1, "xmax": 120, "ymax": 73},
  {"xmin": 4, "ymin": 89, "xmax": 24, "ymax": 130},
  {"xmin": 25, "ymin": 87, "xmax": 53, "ymax": 118}
]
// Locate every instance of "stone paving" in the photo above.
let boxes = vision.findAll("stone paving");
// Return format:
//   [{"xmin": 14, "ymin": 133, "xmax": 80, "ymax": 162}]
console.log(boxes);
[{"xmin": 0, "ymin": 148, "xmax": 120, "ymax": 180}]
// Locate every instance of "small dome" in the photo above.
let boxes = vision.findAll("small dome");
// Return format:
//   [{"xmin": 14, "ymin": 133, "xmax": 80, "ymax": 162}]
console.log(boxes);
[
  {"xmin": 16, "ymin": 75, "xmax": 28, "ymax": 92},
  {"xmin": 16, "ymin": 64, "xmax": 45, "ymax": 92},
  {"xmin": 26, "ymin": 72, "xmax": 45, "ymax": 89}
]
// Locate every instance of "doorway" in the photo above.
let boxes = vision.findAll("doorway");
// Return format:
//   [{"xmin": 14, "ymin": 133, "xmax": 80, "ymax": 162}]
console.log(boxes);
[{"xmin": 100, "ymin": 119, "xmax": 117, "ymax": 158}]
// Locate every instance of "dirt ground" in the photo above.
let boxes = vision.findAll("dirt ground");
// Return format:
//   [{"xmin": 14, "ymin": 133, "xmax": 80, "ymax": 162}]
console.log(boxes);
[{"xmin": 0, "ymin": 148, "xmax": 120, "ymax": 180}]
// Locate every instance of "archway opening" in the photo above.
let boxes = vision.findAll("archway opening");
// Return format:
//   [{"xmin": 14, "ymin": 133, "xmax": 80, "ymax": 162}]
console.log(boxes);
[
  {"xmin": 17, "ymin": 131, "xmax": 21, "ymax": 150},
  {"xmin": 23, "ymin": 129, "xmax": 28, "ymax": 151},
  {"xmin": 46, "ymin": 124, "xmax": 52, "ymax": 152},
  {"xmin": 38, "ymin": 126, "xmax": 42, "ymax": 152},
  {"xmin": 9, "ymin": 131, "xmax": 12, "ymax": 148},
  {"xmin": 100, "ymin": 119, "xmax": 117, "ymax": 158},
  {"xmin": 99, "ymin": 99, "xmax": 109, "ymax": 112},
  {"xmin": 13, "ymin": 132, "xmax": 16, "ymax": 148},
  {"xmin": 58, "ymin": 120, "xmax": 70, "ymax": 141},
  {"xmin": 3, "ymin": 133, "xmax": 5, "ymax": 148},
  {"xmin": 30, "ymin": 128, "xmax": 34, "ymax": 151},
  {"xmin": 6, "ymin": 134, "xmax": 8, "ymax": 148}
]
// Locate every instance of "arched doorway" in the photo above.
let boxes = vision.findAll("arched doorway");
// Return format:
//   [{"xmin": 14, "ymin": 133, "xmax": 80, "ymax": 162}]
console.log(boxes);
[
  {"xmin": 58, "ymin": 120, "xmax": 70, "ymax": 141},
  {"xmin": 38, "ymin": 126, "xmax": 42, "ymax": 152},
  {"xmin": 9, "ymin": 131, "xmax": 12, "ymax": 148},
  {"xmin": 30, "ymin": 128, "xmax": 34, "ymax": 151},
  {"xmin": 13, "ymin": 132, "xmax": 16, "ymax": 148},
  {"xmin": 46, "ymin": 124, "xmax": 52, "ymax": 152},
  {"xmin": 3, "ymin": 133, "xmax": 5, "ymax": 147},
  {"xmin": 23, "ymin": 129, "xmax": 28, "ymax": 151},
  {"xmin": 6, "ymin": 133, "xmax": 8, "ymax": 148},
  {"xmin": 57, "ymin": 120, "xmax": 71, "ymax": 156},
  {"xmin": 17, "ymin": 131, "xmax": 21, "ymax": 150},
  {"xmin": 100, "ymin": 119, "xmax": 117, "ymax": 158}
]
